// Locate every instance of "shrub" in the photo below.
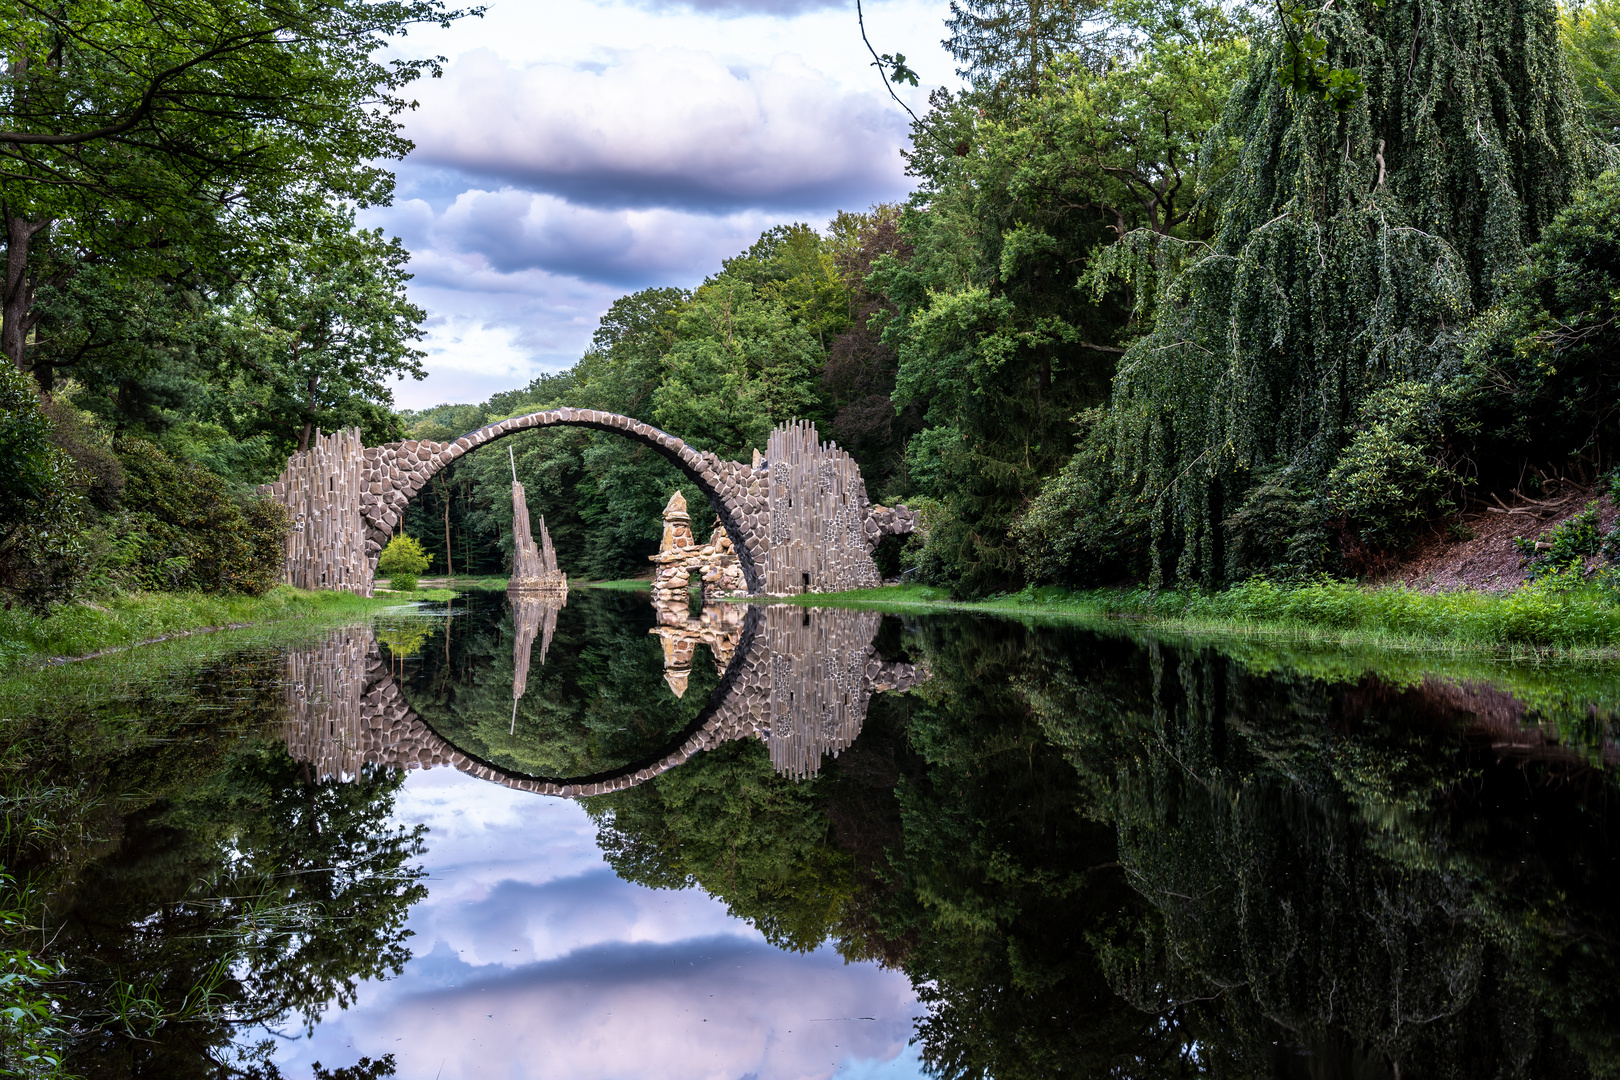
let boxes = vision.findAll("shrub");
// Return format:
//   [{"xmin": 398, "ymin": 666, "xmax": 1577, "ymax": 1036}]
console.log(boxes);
[
  {"xmin": 1466, "ymin": 171, "xmax": 1620, "ymax": 470},
  {"xmin": 1015, "ymin": 409, "xmax": 1152, "ymax": 587},
  {"xmin": 1223, "ymin": 465, "xmax": 1333, "ymax": 582},
  {"xmin": 112, "ymin": 438, "xmax": 289, "ymax": 595},
  {"xmin": 1515, "ymin": 501, "xmax": 1609, "ymax": 577},
  {"xmin": 377, "ymin": 535, "xmax": 431, "ymax": 591},
  {"xmin": 0, "ymin": 366, "xmax": 89, "ymax": 610},
  {"xmin": 1326, "ymin": 381, "xmax": 1469, "ymax": 549}
]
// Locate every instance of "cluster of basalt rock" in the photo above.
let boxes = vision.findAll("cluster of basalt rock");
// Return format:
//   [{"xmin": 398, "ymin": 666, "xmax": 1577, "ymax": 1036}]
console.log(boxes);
[{"xmin": 509, "ymin": 478, "xmax": 567, "ymax": 592}]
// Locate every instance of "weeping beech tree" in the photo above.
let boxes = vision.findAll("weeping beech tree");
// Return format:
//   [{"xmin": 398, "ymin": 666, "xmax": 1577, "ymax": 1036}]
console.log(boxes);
[{"xmin": 1043, "ymin": 0, "xmax": 1599, "ymax": 586}]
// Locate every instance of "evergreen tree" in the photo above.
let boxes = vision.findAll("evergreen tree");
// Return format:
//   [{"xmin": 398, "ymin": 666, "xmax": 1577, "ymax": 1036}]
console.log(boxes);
[{"xmin": 944, "ymin": 0, "xmax": 1110, "ymax": 100}]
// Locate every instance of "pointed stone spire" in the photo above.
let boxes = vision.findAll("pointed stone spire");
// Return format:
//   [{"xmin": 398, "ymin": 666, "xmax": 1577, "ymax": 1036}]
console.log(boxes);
[
  {"xmin": 658, "ymin": 490, "xmax": 695, "ymax": 554},
  {"xmin": 509, "ymin": 478, "xmax": 567, "ymax": 592}
]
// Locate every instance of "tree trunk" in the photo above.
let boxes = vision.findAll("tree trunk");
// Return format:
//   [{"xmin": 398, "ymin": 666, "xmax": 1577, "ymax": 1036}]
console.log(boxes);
[
  {"xmin": 443, "ymin": 484, "xmax": 453, "ymax": 579},
  {"xmin": 2, "ymin": 213, "xmax": 49, "ymax": 384},
  {"xmin": 297, "ymin": 375, "xmax": 319, "ymax": 451}
]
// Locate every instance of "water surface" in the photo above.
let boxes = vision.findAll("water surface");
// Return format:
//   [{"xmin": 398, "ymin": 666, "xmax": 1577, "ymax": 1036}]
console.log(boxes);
[{"xmin": 7, "ymin": 587, "xmax": 1620, "ymax": 1079}]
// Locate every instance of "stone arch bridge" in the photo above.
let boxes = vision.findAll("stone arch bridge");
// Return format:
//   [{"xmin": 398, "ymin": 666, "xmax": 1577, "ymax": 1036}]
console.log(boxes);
[
  {"xmin": 280, "ymin": 603, "xmax": 927, "ymax": 797},
  {"xmin": 260, "ymin": 412, "xmax": 917, "ymax": 596}
]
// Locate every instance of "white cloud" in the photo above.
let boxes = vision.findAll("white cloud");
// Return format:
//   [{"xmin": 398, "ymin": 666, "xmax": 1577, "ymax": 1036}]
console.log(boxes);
[
  {"xmin": 359, "ymin": 0, "xmax": 954, "ymax": 407},
  {"xmin": 405, "ymin": 48, "xmax": 913, "ymax": 211},
  {"xmin": 269, "ymin": 771, "xmax": 926, "ymax": 1080}
]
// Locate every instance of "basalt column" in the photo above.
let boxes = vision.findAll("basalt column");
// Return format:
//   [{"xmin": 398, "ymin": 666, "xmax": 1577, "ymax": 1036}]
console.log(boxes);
[
  {"xmin": 509, "ymin": 447, "xmax": 567, "ymax": 593},
  {"xmin": 765, "ymin": 422, "xmax": 883, "ymax": 594},
  {"xmin": 259, "ymin": 427, "xmax": 373, "ymax": 596}
]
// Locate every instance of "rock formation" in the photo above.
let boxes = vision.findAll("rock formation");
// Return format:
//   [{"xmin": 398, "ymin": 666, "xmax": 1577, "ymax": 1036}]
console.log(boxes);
[
  {"xmin": 649, "ymin": 491, "xmax": 747, "ymax": 605},
  {"xmin": 260, "ymin": 416, "xmax": 918, "ymax": 597},
  {"xmin": 508, "ymin": 447, "xmax": 567, "ymax": 592}
]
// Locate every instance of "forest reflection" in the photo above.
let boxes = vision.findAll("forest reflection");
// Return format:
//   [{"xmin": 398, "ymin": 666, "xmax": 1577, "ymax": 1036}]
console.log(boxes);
[
  {"xmin": 584, "ymin": 614, "xmax": 1620, "ymax": 1079},
  {"xmin": 6, "ymin": 595, "xmax": 1620, "ymax": 1078}
]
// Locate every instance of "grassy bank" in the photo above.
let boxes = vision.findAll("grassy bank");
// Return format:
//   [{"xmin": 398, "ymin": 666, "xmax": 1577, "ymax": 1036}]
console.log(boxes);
[
  {"xmin": 0, "ymin": 585, "xmax": 445, "ymax": 670},
  {"xmin": 784, "ymin": 576, "xmax": 1620, "ymax": 656},
  {"xmin": 412, "ymin": 575, "xmax": 510, "ymax": 591}
]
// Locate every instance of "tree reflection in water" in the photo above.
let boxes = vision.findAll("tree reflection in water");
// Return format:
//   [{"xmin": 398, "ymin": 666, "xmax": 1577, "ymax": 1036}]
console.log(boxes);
[
  {"xmin": 10, "ymin": 597, "xmax": 1620, "ymax": 1079},
  {"xmin": 589, "ymin": 615, "xmax": 1620, "ymax": 1079},
  {"xmin": 0, "ymin": 648, "xmax": 423, "ymax": 1079}
]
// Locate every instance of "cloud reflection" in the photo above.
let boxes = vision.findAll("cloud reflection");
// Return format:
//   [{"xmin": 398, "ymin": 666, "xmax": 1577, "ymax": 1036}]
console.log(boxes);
[{"xmin": 274, "ymin": 768, "xmax": 924, "ymax": 1080}]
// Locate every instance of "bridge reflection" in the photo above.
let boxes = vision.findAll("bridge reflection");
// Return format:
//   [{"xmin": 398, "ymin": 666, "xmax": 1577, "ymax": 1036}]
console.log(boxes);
[{"xmin": 279, "ymin": 599, "xmax": 926, "ymax": 796}]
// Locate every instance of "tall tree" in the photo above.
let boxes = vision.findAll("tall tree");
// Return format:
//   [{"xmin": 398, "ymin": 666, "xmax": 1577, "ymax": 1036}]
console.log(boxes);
[
  {"xmin": 0, "ymin": 0, "xmax": 472, "ymax": 387},
  {"xmin": 944, "ymin": 0, "xmax": 1110, "ymax": 101},
  {"xmin": 1040, "ymin": 0, "xmax": 1597, "ymax": 586},
  {"xmin": 230, "ymin": 210, "xmax": 426, "ymax": 453}
]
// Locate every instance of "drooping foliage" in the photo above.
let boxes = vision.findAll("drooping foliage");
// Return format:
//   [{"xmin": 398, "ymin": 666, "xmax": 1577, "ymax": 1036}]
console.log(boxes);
[
  {"xmin": 877, "ymin": 2, "xmax": 1248, "ymax": 595},
  {"xmin": 1029, "ymin": 0, "xmax": 1601, "ymax": 586}
]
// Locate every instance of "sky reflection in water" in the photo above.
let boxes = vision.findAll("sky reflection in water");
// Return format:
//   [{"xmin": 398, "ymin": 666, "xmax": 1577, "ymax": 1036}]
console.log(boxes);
[
  {"xmin": 273, "ymin": 767, "xmax": 925, "ymax": 1080},
  {"xmin": 23, "ymin": 586, "xmax": 1620, "ymax": 1078}
]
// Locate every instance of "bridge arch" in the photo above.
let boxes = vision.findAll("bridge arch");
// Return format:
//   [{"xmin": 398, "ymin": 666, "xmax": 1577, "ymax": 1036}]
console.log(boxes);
[
  {"xmin": 262, "ymin": 413, "xmax": 917, "ymax": 597},
  {"xmin": 356, "ymin": 408, "xmax": 765, "ymax": 591}
]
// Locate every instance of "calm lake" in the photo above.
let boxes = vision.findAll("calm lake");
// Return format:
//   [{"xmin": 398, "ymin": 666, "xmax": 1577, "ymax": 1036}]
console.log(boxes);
[{"xmin": 9, "ymin": 586, "xmax": 1620, "ymax": 1079}]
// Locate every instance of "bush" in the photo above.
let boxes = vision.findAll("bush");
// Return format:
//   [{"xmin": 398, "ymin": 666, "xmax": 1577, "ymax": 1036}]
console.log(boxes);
[
  {"xmin": 1015, "ymin": 409, "xmax": 1152, "ymax": 587},
  {"xmin": 110, "ymin": 438, "xmax": 289, "ymax": 595},
  {"xmin": 1514, "ymin": 501, "xmax": 1609, "ymax": 577},
  {"xmin": 1326, "ymin": 380, "xmax": 1469, "ymax": 550},
  {"xmin": 0, "ymin": 366, "xmax": 89, "ymax": 611},
  {"xmin": 1223, "ymin": 465, "xmax": 1333, "ymax": 581},
  {"xmin": 1466, "ymin": 171, "xmax": 1620, "ymax": 471},
  {"xmin": 377, "ymin": 535, "xmax": 431, "ymax": 591}
]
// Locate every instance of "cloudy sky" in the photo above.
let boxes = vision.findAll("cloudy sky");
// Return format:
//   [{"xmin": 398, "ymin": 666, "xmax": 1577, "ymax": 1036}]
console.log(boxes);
[
  {"xmin": 364, "ymin": 0, "xmax": 958, "ymax": 409},
  {"xmin": 273, "ymin": 767, "xmax": 927, "ymax": 1080}
]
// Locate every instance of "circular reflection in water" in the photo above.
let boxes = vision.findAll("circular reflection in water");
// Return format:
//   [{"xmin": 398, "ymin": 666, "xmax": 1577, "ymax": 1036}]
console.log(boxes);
[{"xmin": 278, "ymin": 588, "xmax": 926, "ymax": 796}]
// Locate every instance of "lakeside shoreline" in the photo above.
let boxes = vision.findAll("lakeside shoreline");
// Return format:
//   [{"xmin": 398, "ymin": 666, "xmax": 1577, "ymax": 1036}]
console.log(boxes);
[
  {"xmin": 741, "ymin": 580, "xmax": 1620, "ymax": 661},
  {"xmin": 15, "ymin": 572, "xmax": 1620, "ymax": 671},
  {"xmin": 0, "ymin": 586, "xmax": 457, "ymax": 672}
]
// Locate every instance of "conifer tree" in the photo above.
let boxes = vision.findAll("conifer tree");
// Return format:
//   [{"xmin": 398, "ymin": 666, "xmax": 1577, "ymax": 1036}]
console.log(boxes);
[
  {"xmin": 944, "ymin": 0, "xmax": 1109, "ymax": 99},
  {"xmin": 1074, "ymin": 0, "xmax": 1599, "ymax": 584}
]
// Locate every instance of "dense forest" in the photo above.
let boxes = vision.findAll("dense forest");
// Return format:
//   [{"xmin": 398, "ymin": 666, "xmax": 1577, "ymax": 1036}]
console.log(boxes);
[{"xmin": 11, "ymin": 0, "xmax": 1620, "ymax": 604}]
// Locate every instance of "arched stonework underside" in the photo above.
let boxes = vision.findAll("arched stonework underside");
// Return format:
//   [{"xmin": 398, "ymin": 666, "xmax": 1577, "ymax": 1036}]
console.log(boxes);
[
  {"xmin": 261, "ymin": 413, "xmax": 917, "ymax": 597},
  {"xmin": 280, "ymin": 605, "xmax": 927, "ymax": 797}
]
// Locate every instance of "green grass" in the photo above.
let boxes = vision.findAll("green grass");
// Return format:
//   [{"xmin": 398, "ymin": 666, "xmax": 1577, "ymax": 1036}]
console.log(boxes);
[
  {"xmin": 0, "ymin": 585, "xmax": 439, "ymax": 671},
  {"xmin": 413, "ymin": 575, "xmax": 511, "ymax": 592},
  {"xmin": 576, "ymin": 578, "xmax": 654, "ymax": 591},
  {"xmin": 767, "ymin": 576, "xmax": 1620, "ymax": 657}
]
